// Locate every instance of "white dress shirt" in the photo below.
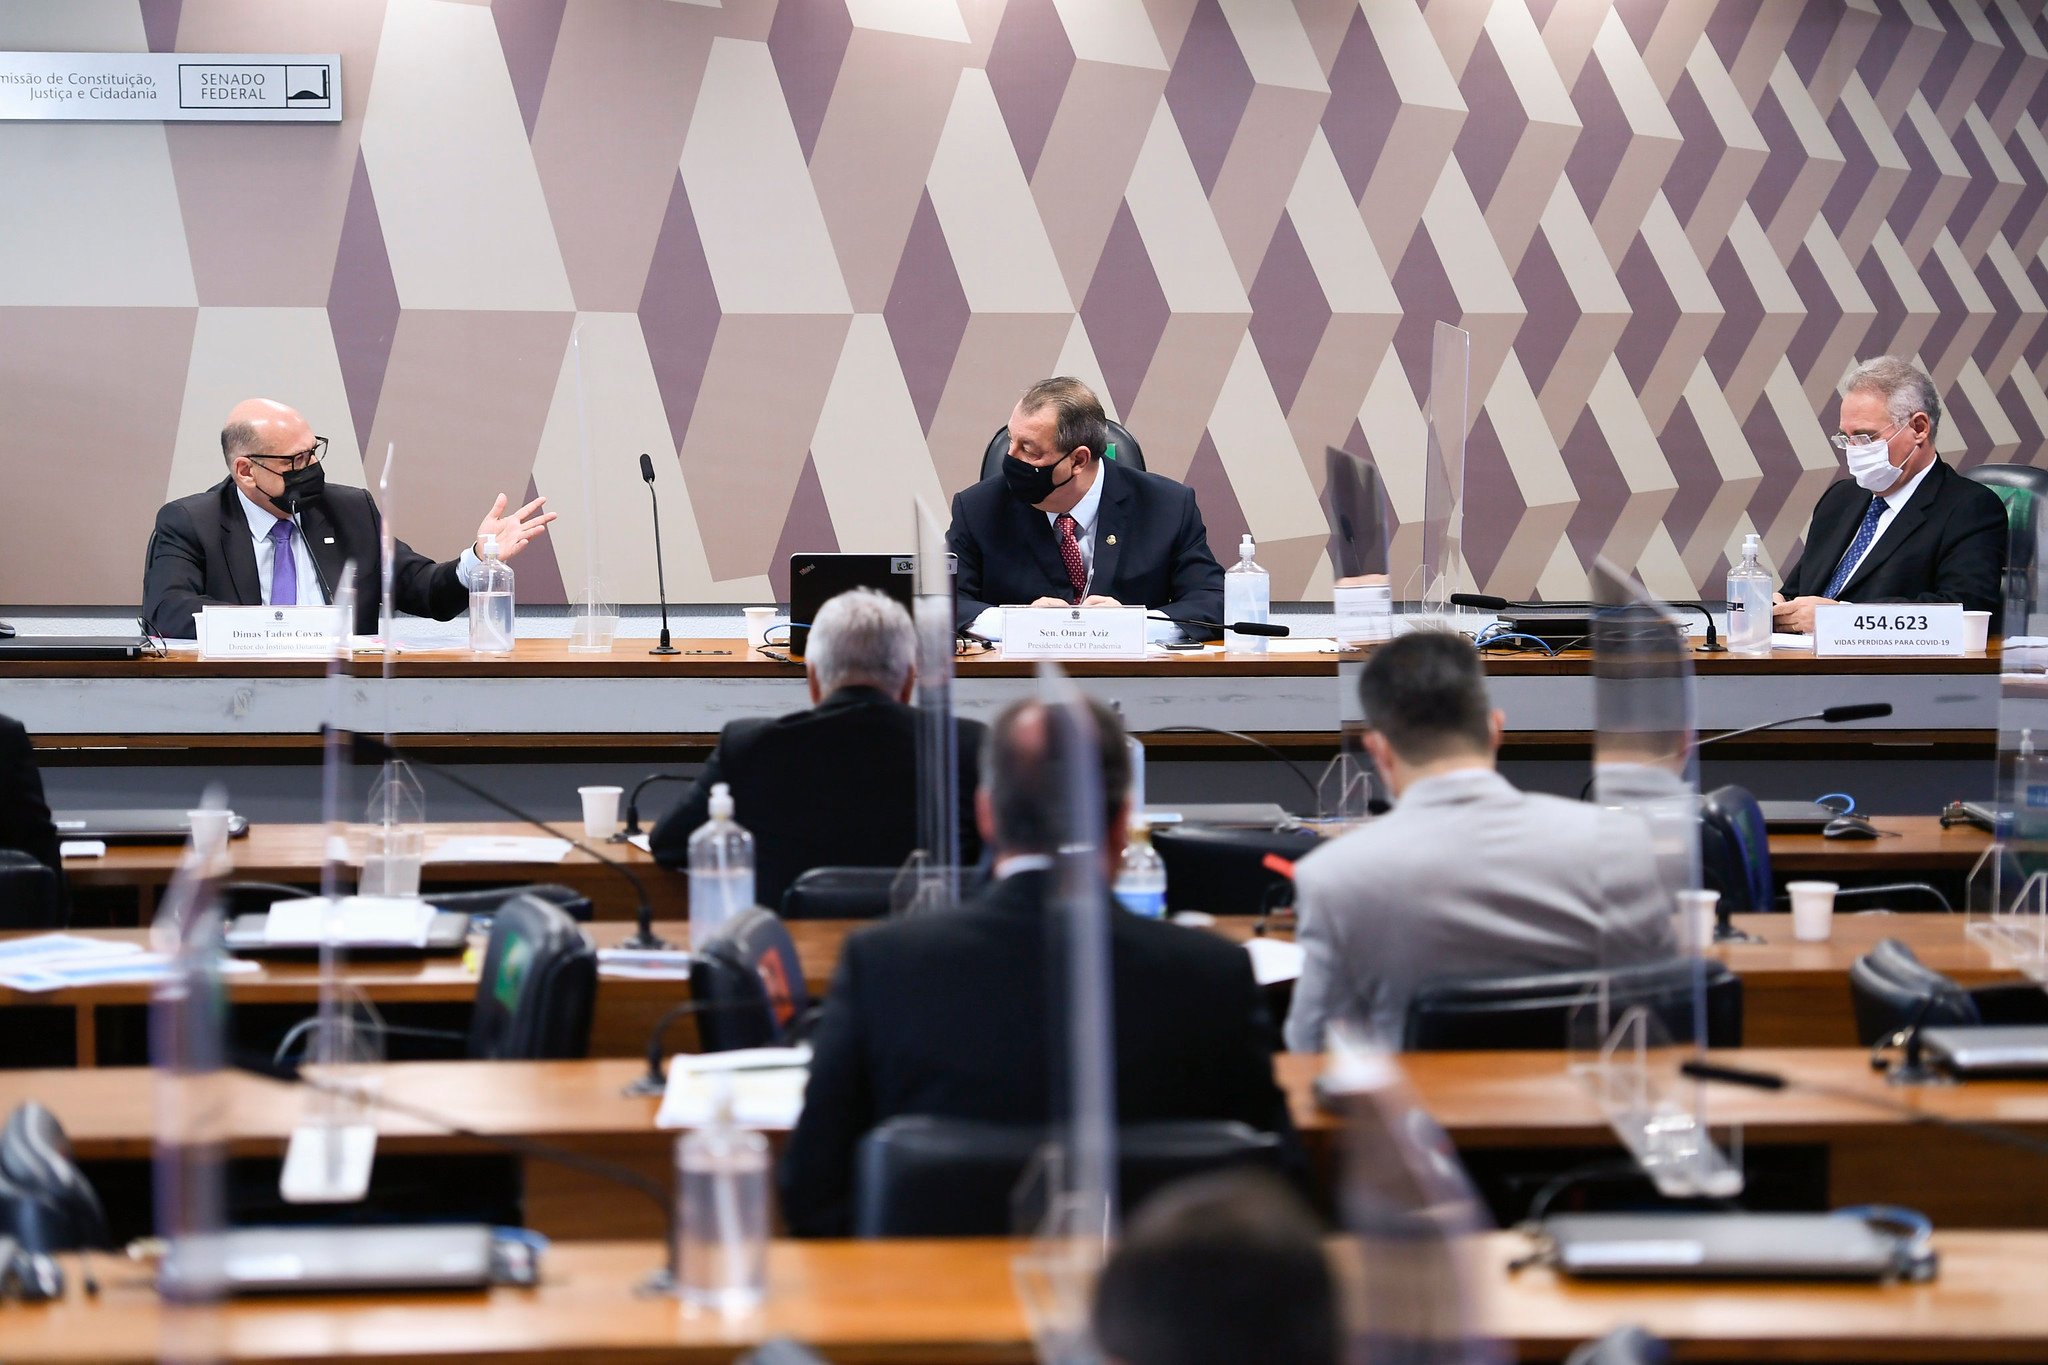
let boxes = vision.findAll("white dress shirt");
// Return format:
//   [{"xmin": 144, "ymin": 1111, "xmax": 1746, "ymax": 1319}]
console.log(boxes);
[
  {"xmin": 1829, "ymin": 457, "xmax": 1936, "ymax": 592},
  {"xmin": 235, "ymin": 487, "xmax": 488, "ymax": 608},
  {"xmin": 967, "ymin": 466, "xmax": 1177, "ymax": 642}
]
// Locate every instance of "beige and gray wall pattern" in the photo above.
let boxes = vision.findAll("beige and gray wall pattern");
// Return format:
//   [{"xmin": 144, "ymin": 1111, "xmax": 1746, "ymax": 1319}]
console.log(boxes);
[{"xmin": 4, "ymin": 0, "xmax": 2048, "ymax": 607}]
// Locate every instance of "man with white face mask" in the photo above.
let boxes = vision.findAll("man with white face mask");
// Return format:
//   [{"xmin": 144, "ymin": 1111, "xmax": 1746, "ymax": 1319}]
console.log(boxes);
[{"xmin": 1773, "ymin": 356, "xmax": 2006, "ymax": 634}]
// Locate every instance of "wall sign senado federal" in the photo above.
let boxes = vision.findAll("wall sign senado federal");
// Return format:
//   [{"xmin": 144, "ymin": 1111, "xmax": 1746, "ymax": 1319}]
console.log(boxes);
[{"xmin": 0, "ymin": 52, "xmax": 341, "ymax": 122}]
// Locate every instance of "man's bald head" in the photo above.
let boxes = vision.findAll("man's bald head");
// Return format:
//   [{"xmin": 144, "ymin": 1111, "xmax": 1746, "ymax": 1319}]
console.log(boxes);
[{"xmin": 220, "ymin": 398, "xmax": 312, "ymax": 465}]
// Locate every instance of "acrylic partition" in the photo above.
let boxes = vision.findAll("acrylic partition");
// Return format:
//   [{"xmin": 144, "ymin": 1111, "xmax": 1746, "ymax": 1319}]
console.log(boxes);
[
  {"xmin": 566, "ymin": 324, "xmax": 620, "ymax": 651},
  {"xmin": 1970, "ymin": 488, "xmax": 2048, "ymax": 979},
  {"xmin": 1400, "ymin": 320, "xmax": 1473, "ymax": 627},
  {"xmin": 896, "ymin": 496, "xmax": 965, "ymax": 915},
  {"xmin": 1319, "ymin": 446, "xmax": 1394, "ymax": 824}
]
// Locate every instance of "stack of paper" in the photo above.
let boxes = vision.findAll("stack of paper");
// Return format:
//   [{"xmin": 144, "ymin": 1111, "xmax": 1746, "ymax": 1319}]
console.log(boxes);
[
  {"xmin": 0, "ymin": 934, "xmax": 254, "ymax": 992},
  {"xmin": 654, "ymin": 1046, "xmax": 811, "ymax": 1130},
  {"xmin": 598, "ymin": 948, "xmax": 695, "ymax": 980},
  {"xmin": 262, "ymin": 896, "xmax": 439, "ymax": 947},
  {"xmin": 424, "ymin": 836, "xmax": 573, "ymax": 864}
]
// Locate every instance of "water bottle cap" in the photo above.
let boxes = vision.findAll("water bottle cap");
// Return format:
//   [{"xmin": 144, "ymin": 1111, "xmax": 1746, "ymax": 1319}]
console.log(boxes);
[
  {"xmin": 1239, "ymin": 533, "xmax": 1256, "ymax": 558},
  {"xmin": 1743, "ymin": 533, "xmax": 1760, "ymax": 553},
  {"xmin": 478, "ymin": 533, "xmax": 499, "ymax": 556},
  {"xmin": 709, "ymin": 781, "xmax": 734, "ymax": 819}
]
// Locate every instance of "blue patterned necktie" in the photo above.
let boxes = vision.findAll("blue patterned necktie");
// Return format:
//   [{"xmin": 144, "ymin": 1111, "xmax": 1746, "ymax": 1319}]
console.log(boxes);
[
  {"xmin": 269, "ymin": 518, "xmax": 298, "ymax": 607},
  {"xmin": 1824, "ymin": 497, "xmax": 1886, "ymax": 599}
]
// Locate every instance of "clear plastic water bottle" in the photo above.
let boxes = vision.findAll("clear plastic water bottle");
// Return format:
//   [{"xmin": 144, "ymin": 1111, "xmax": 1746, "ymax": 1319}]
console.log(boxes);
[
  {"xmin": 1114, "ymin": 817, "xmax": 1167, "ymax": 919},
  {"xmin": 1725, "ymin": 533, "xmax": 1772, "ymax": 654},
  {"xmin": 674, "ymin": 1077, "xmax": 769, "ymax": 1314},
  {"xmin": 467, "ymin": 533, "xmax": 516, "ymax": 655},
  {"xmin": 2015, "ymin": 730, "xmax": 2048, "ymax": 852},
  {"xmin": 1223, "ymin": 534, "xmax": 1270, "ymax": 655},
  {"xmin": 688, "ymin": 782, "xmax": 756, "ymax": 945}
]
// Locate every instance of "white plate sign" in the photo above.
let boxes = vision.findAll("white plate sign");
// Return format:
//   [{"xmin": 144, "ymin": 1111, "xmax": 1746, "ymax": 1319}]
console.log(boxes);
[
  {"xmin": 1811, "ymin": 603, "xmax": 1964, "ymax": 657},
  {"xmin": 198, "ymin": 605, "xmax": 344, "ymax": 660},
  {"xmin": 1001, "ymin": 606, "xmax": 1147, "ymax": 660},
  {"xmin": 0, "ymin": 53, "xmax": 342, "ymax": 122}
]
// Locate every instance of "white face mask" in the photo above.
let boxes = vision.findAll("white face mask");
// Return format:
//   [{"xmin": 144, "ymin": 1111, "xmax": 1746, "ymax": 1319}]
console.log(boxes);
[{"xmin": 1844, "ymin": 426, "xmax": 1901, "ymax": 493}]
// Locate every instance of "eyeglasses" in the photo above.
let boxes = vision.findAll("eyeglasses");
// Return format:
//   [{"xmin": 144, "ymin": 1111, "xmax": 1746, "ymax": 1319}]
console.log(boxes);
[
  {"xmin": 245, "ymin": 437, "xmax": 328, "ymax": 471},
  {"xmin": 1827, "ymin": 424, "xmax": 1900, "ymax": 453}
]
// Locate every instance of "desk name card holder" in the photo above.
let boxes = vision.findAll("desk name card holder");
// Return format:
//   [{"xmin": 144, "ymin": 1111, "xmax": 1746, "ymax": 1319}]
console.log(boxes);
[
  {"xmin": 1000, "ymin": 605, "xmax": 1147, "ymax": 660},
  {"xmin": 1812, "ymin": 603, "xmax": 1964, "ymax": 657},
  {"xmin": 197, "ymin": 604, "xmax": 346, "ymax": 659}
]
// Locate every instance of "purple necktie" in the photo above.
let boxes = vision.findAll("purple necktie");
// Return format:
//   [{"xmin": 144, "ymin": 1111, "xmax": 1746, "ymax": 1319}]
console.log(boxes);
[{"xmin": 269, "ymin": 518, "xmax": 298, "ymax": 607}]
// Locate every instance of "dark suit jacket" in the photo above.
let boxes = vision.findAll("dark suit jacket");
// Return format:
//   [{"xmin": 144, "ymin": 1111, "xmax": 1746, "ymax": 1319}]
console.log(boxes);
[
  {"xmin": 143, "ymin": 478, "xmax": 468, "ymax": 638},
  {"xmin": 945, "ymin": 459, "xmax": 1226, "ymax": 634},
  {"xmin": 648, "ymin": 687, "xmax": 986, "ymax": 911},
  {"xmin": 0, "ymin": 715, "xmax": 66, "ymax": 913},
  {"xmin": 779, "ymin": 868, "xmax": 1297, "ymax": 1236},
  {"xmin": 1780, "ymin": 460, "xmax": 2007, "ymax": 621}
]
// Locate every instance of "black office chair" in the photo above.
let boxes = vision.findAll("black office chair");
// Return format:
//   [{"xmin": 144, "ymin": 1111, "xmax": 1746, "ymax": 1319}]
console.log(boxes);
[
  {"xmin": 690, "ymin": 907, "xmax": 814, "ymax": 1053},
  {"xmin": 1846, "ymin": 938, "xmax": 2048, "ymax": 1045},
  {"xmin": 781, "ymin": 866, "xmax": 898, "ymax": 921},
  {"xmin": 851, "ymin": 1115, "xmax": 1283, "ymax": 1238},
  {"xmin": 1967, "ymin": 464, "xmax": 2048, "ymax": 607},
  {"xmin": 425, "ymin": 883, "xmax": 593, "ymax": 924},
  {"xmin": 1150, "ymin": 825, "xmax": 1322, "ymax": 918},
  {"xmin": 1566, "ymin": 1325, "xmax": 1670, "ymax": 1365},
  {"xmin": 1404, "ymin": 958, "xmax": 1744, "ymax": 1051},
  {"xmin": 979, "ymin": 418, "xmax": 1147, "ymax": 482},
  {"xmin": 0, "ymin": 1102, "xmax": 108, "ymax": 1253},
  {"xmin": 0, "ymin": 850, "xmax": 62, "ymax": 930},
  {"xmin": 1699, "ymin": 785, "xmax": 1772, "ymax": 914}
]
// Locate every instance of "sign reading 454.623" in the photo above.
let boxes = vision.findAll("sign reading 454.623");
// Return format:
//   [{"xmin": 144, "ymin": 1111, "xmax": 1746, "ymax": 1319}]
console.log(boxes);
[
  {"xmin": 0, "ymin": 52, "xmax": 341, "ymax": 123},
  {"xmin": 1813, "ymin": 603, "xmax": 1964, "ymax": 658}
]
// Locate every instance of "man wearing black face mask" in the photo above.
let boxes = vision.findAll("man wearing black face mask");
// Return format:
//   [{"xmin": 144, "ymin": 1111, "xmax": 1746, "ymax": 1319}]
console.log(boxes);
[
  {"xmin": 142, "ymin": 398, "xmax": 557, "ymax": 639},
  {"xmin": 946, "ymin": 377, "xmax": 1225, "ymax": 639}
]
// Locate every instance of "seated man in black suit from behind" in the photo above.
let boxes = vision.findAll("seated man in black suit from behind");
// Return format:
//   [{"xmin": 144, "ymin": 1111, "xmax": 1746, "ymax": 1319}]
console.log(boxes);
[
  {"xmin": 1774, "ymin": 355, "xmax": 2006, "ymax": 633},
  {"xmin": 143, "ymin": 398, "xmax": 557, "ymax": 638},
  {"xmin": 947, "ymin": 376, "xmax": 1225, "ymax": 639},
  {"xmin": 779, "ymin": 694, "xmax": 1297, "ymax": 1236},
  {"xmin": 0, "ymin": 713, "xmax": 67, "ymax": 918},
  {"xmin": 649, "ymin": 588, "xmax": 984, "ymax": 909}
]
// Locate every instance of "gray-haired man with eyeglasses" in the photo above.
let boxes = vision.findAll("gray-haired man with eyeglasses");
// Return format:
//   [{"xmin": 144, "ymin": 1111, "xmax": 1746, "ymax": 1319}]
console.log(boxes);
[
  {"xmin": 142, "ymin": 397, "xmax": 556, "ymax": 638},
  {"xmin": 1773, "ymin": 356, "xmax": 2005, "ymax": 634}
]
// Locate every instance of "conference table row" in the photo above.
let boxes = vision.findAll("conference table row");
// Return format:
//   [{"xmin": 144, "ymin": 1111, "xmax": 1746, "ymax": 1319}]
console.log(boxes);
[
  {"xmin": 5, "ymin": 907, "xmax": 2030, "ymax": 1063},
  {"xmin": 11, "ymin": 1230, "xmax": 2048, "ymax": 1363}
]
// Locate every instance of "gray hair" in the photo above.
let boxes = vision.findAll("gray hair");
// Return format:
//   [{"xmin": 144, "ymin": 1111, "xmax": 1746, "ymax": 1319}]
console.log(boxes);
[
  {"xmin": 1843, "ymin": 355, "xmax": 1941, "ymax": 440},
  {"xmin": 806, "ymin": 588, "xmax": 917, "ymax": 695}
]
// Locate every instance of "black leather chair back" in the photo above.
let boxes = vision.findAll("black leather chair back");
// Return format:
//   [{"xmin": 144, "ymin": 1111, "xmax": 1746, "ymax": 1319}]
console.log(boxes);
[
  {"xmin": 690, "ymin": 907, "xmax": 812, "ymax": 1052},
  {"xmin": 851, "ymin": 1115, "xmax": 1283, "ymax": 1238},
  {"xmin": 464, "ymin": 894, "xmax": 596, "ymax": 1060},
  {"xmin": 1150, "ymin": 825, "xmax": 1323, "ymax": 917},
  {"xmin": 1847, "ymin": 938, "xmax": 1981, "ymax": 1045},
  {"xmin": 781, "ymin": 866, "xmax": 897, "ymax": 920},
  {"xmin": 0, "ymin": 850, "xmax": 61, "ymax": 930},
  {"xmin": 1404, "ymin": 958, "xmax": 1744, "ymax": 1051},
  {"xmin": 426, "ymin": 882, "xmax": 594, "ymax": 923},
  {"xmin": 1698, "ymin": 785, "xmax": 1772, "ymax": 914},
  {"xmin": 0, "ymin": 1102, "xmax": 107, "ymax": 1252},
  {"xmin": 979, "ymin": 418, "xmax": 1147, "ymax": 482},
  {"xmin": 1967, "ymin": 464, "xmax": 2048, "ymax": 596}
]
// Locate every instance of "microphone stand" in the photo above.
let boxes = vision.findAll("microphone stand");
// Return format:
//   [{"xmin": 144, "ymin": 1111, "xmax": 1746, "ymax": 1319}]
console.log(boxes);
[
  {"xmin": 640, "ymin": 454, "xmax": 679, "ymax": 657},
  {"xmin": 615, "ymin": 772, "xmax": 688, "ymax": 842},
  {"xmin": 289, "ymin": 495, "xmax": 337, "ymax": 609}
]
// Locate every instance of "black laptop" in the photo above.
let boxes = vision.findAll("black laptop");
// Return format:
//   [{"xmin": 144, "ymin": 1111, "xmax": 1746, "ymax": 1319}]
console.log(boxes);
[
  {"xmin": 787, "ymin": 552, "xmax": 952, "ymax": 658},
  {"xmin": 53, "ymin": 810, "xmax": 251, "ymax": 844},
  {"xmin": 0, "ymin": 635, "xmax": 146, "ymax": 661}
]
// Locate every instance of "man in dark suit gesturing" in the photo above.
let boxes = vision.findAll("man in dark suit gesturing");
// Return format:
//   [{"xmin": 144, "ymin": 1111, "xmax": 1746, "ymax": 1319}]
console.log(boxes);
[
  {"xmin": 947, "ymin": 377, "xmax": 1225, "ymax": 638},
  {"xmin": 142, "ymin": 398, "xmax": 557, "ymax": 638},
  {"xmin": 1775, "ymin": 356, "xmax": 2006, "ymax": 634},
  {"xmin": 780, "ymin": 694, "xmax": 1296, "ymax": 1237},
  {"xmin": 649, "ymin": 588, "xmax": 984, "ymax": 909}
]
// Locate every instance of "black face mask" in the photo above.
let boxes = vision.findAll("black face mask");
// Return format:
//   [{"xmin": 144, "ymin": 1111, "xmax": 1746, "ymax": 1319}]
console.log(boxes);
[
  {"xmin": 1002, "ymin": 450, "xmax": 1078, "ymax": 506},
  {"xmin": 277, "ymin": 461, "xmax": 326, "ymax": 510}
]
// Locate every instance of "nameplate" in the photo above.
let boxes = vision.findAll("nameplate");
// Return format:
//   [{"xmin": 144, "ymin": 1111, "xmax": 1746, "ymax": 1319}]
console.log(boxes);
[
  {"xmin": 1001, "ymin": 606, "xmax": 1147, "ymax": 660},
  {"xmin": 197, "ymin": 605, "xmax": 345, "ymax": 660},
  {"xmin": 0, "ymin": 53, "xmax": 342, "ymax": 123},
  {"xmin": 1332, "ymin": 583, "xmax": 1393, "ymax": 644},
  {"xmin": 1812, "ymin": 603, "xmax": 1964, "ymax": 657}
]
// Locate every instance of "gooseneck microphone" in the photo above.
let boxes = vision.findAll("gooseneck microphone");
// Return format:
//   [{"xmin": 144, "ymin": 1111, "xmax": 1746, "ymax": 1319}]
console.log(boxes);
[
  {"xmin": 1693, "ymin": 702, "xmax": 1893, "ymax": 750},
  {"xmin": 288, "ymin": 495, "xmax": 337, "ymax": 610},
  {"xmin": 1679, "ymin": 1056, "xmax": 2048, "ymax": 1160},
  {"xmin": 1145, "ymin": 613, "xmax": 1290, "ymax": 638},
  {"xmin": 618, "ymin": 772, "xmax": 688, "ymax": 841},
  {"xmin": 639, "ymin": 453, "xmax": 679, "ymax": 658},
  {"xmin": 333, "ymin": 729, "xmax": 671, "ymax": 951}
]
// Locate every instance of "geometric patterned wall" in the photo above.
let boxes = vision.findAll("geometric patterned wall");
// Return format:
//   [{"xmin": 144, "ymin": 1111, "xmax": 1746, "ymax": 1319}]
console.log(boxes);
[{"xmin": 5, "ymin": 0, "xmax": 2048, "ymax": 608}]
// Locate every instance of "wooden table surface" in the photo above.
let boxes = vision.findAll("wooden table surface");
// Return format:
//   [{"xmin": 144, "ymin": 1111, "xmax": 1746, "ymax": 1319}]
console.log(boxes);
[
  {"xmin": 11, "ymin": 1047, "xmax": 2047, "ymax": 1233},
  {"xmin": 7, "ymin": 1231, "xmax": 2048, "ymax": 1363},
  {"xmin": 1766, "ymin": 814, "xmax": 1994, "ymax": 873}
]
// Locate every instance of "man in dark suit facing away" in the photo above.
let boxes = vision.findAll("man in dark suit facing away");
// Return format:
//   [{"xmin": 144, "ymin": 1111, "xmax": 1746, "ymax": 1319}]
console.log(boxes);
[
  {"xmin": 947, "ymin": 377, "xmax": 1225, "ymax": 639},
  {"xmin": 649, "ymin": 588, "xmax": 985, "ymax": 910},
  {"xmin": 779, "ymin": 694, "xmax": 1297, "ymax": 1237},
  {"xmin": 1775, "ymin": 356, "xmax": 2006, "ymax": 633},
  {"xmin": 142, "ymin": 398, "xmax": 557, "ymax": 638},
  {"xmin": 0, "ymin": 713, "xmax": 67, "ymax": 918}
]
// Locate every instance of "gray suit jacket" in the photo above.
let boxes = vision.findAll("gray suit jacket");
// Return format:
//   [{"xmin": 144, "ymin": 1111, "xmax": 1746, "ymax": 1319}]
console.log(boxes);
[{"xmin": 1283, "ymin": 768, "xmax": 1675, "ymax": 1052}]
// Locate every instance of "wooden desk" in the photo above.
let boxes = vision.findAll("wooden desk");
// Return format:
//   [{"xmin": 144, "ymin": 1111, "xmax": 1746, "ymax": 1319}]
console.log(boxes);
[
  {"xmin": 8, "ymin": 1048, "xmax": 2044, "ymax": 1237},
  {"xmin": 9, "ymin": 1232, "xmax": 2048, "ymax": 1363},
  {"xmin": 1767, "ymin": 815, "xmax": 1993, "ymax": 874}
]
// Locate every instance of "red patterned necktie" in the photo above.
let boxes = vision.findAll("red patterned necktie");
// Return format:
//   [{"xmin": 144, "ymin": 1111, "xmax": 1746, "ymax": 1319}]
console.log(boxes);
[{"xmin": 1055, "ymin": 513, "xmax": 1086, "ymax": 604}]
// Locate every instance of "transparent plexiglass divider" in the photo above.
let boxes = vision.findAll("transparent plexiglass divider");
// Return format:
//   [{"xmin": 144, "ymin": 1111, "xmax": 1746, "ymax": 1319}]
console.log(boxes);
[
  {"xmin": 1972, "ymin": 491, "xmax": 2048, "ymax": 979},
  {"xmin": 904, "ymin": 496, "xmax": 963, "ymax": 915},
  {"xmin": 1012, "ymin": 665, "xmax": 1117, "ymax": 1365},
  {"xmin": 1319, "ymin": 446, "xmax": 1392, "ymax": 828},
  {"xmin": 1574, "ymin": 556, "xmax": 1742, "ymax": 1200},
  {"xmin": 1399, "ymin": 322, "xmax": 1480, "ymax": 633},
  {"xmin": 567, "ymin": 325, "xmax": 620, "ymax": 651}
]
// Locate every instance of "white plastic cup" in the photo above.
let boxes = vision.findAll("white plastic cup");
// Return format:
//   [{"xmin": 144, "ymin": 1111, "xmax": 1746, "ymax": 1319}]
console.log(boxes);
[
  {"xmin": 743, "ymin": 607, "xmax": 779, "ymax": 653},
  {"xmin": 359, "ymin": 825, "xmax": 425, "ymax": 897},
  {"xmin": 1964, "ymin": 610, "xmax": 1991, "ymax": 653},
  {"xmin": 579, "ymin": 785, "xmax": 623, "ymax": 840},
  {"xmin": 1787, "ymin": 880, "xmax": 1837, "ymax": 942},
  {"xmin": 186, "ymin": 808, "xmax": 234, "ymax": 861},
  {"xmin": 1675, "ymin": 888, "xmax": 1720, "ymax": 950}
]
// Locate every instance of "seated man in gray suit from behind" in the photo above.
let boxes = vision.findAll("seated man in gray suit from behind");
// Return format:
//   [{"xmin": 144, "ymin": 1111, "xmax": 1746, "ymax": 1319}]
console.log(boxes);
[{"xmin": 1284, "ymin": 631, "xmax": 1674, "ymax": 1052}]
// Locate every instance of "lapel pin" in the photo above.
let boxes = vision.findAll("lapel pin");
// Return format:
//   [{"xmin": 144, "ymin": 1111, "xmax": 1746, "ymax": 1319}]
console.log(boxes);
[
  {"xmin": 323, "ymin": 537, "xmax": 335, "ymax": 544},
  {"xmin": 1106, "ymin": 534, "xmax": 1117, "ymax": 546}
]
